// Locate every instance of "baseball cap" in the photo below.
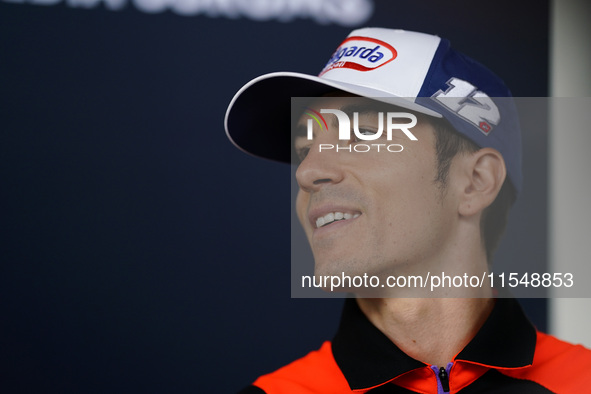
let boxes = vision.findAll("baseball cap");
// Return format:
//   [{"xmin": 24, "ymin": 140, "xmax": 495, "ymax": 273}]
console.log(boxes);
[{"xmin": 224, "ymin": 27, "xmax": 522, "ymax": 193}]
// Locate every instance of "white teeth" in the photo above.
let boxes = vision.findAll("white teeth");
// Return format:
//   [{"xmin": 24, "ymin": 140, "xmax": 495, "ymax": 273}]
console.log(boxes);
[{"xmin": 315, "ymin": 211, "xmax": 360, "ymax": 228}]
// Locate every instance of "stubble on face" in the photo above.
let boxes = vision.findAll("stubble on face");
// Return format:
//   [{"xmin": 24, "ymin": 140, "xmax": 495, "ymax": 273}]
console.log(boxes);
[{"xmin": 294, "ymin": 97, "xmax": 455, "ymax": 294}]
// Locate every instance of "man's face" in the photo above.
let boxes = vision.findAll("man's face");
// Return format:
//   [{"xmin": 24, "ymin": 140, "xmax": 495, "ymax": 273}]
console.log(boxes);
[{"xmin": 294, "ymin": 96, "xmax": 458, "ymax": 285}]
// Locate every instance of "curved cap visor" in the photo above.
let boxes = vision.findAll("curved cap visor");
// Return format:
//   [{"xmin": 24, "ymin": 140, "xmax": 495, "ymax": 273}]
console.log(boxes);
[{"xmin": 224, "ymin": 71, "xmax": 442, "ymax": 164}]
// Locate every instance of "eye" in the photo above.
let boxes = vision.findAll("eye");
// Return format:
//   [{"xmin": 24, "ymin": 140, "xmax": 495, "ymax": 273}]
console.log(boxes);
[
  {"xmin": 351, "ymin": 128, "xmax": 378, "ymax": 143},
  {"xmin": 295, "ymin": 146, "xmax": 310, "ymax": 163},
  {"xmin": 294, "ymin": 135, "xmax": 312, "ymax": 163}
]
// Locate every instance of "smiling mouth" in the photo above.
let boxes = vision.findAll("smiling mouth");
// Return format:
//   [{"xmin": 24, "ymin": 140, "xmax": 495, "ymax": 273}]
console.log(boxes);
[{"xmin": 315, "ymin": 212, "xmax": 360, "ymax": 229}]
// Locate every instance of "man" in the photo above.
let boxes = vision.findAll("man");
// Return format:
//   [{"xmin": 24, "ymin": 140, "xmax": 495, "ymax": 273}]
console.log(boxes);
[{"xmin": 224, "ymin": 28, "xmax": 591, "ymax": 393}]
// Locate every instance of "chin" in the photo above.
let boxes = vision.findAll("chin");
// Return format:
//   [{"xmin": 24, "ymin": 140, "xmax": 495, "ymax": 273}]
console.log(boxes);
[{"xmin": 313, "ymin": 255, "xmax": 364, "ymax": 278}]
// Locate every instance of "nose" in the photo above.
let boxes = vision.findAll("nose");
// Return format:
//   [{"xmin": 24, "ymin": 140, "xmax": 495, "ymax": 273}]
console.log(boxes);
[{"xmin": 295, "ymin": 141, "xmax": 345, "ymax": 193}]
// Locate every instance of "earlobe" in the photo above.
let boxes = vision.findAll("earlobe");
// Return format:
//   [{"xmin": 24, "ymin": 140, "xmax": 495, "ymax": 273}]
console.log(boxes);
[{"xmin": 458, "ymin": 148, "xmax": 506, "ymax": 217}]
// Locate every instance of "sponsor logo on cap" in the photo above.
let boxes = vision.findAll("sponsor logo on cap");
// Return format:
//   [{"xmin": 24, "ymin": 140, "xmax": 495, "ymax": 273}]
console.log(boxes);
[{"xmin": 319, "ymin": 36, "xmax": 397, "ymax": 76}]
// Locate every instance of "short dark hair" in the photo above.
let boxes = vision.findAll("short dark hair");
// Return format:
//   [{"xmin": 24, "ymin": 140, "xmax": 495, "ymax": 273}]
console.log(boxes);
[{"xmin": 429, "ymin": 117, "xmax": 517, "ymax": 264}]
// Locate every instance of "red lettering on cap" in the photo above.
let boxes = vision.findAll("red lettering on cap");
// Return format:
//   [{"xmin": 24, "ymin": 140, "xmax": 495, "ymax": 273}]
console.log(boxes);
[{"xmin": 319, "ymin": 36, "xmax": 397, "ymax": 76}]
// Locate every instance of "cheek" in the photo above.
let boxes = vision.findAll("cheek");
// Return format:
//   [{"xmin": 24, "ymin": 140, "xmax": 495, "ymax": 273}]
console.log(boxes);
[{"xmin": 295, "ymin": 190, "xmax": 310, "ymax": 230}]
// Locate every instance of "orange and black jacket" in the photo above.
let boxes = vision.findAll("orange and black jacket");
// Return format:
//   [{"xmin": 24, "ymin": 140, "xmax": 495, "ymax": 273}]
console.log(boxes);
[{"xmin": 239, "ymin": 298, "xmax": 591, "ymax": 393}]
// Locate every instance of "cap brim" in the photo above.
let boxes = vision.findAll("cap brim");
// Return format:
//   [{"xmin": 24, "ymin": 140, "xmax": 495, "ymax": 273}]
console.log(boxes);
[{"xmin": 224, "ymin": 71, "xmax": 442, "ymax": 163}]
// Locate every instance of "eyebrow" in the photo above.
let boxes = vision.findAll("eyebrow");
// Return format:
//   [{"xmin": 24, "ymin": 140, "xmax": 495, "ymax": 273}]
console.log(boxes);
[{"xmin": 334, "ymin": 104, "xmax": 384, "ymax": 127}]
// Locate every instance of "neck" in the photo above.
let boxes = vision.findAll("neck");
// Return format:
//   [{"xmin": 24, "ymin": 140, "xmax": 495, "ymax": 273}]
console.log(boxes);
[
  {"xmin": 356, "ymin": 296, "xmax": 494, "ymax": 367},
  {"xmin": 355, "ymin": 216, "xmax": 496, "ymax": 366}
]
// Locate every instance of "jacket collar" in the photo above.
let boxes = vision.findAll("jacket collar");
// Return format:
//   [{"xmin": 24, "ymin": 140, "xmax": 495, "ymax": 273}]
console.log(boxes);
[{"xmin": 331, "ymin": 297, "xmax": 536, "ymax": 390}]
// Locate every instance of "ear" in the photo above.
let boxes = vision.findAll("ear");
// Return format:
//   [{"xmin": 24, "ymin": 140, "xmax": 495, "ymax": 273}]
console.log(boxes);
[{"xmin": 456, "ymin": 148, "xmax": 506, "ymax": 217}]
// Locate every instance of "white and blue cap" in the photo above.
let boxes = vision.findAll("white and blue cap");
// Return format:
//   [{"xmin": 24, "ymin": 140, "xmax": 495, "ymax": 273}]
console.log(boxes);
[{"xmin": 225, "ymin": 27, "xmax": 522, "ymax": 193}]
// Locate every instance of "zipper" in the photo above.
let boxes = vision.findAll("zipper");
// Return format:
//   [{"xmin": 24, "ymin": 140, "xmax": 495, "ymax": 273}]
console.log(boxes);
[
  {"xmin": 431, "ymin": 363, "xmax": 453, "ymax": 393},
  {"xmin": 438, "ymin": 366, "xmax": 450, "ymax": 392}
]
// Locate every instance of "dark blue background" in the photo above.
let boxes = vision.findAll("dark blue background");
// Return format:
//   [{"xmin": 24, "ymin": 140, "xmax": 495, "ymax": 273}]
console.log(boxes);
[{"xmin": 1, "ymin": 1, "xmax": 548, "ymax": 392}]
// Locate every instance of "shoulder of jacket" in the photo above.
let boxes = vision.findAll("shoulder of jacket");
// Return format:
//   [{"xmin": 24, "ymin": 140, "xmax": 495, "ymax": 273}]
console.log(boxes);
[
  {"xmin": 251, "ymin": 341, "xmax": 353, "ymax": 394},
  {"xmin": 501, "ymin": 331, "xmax": 591, "ymax": 393}
]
